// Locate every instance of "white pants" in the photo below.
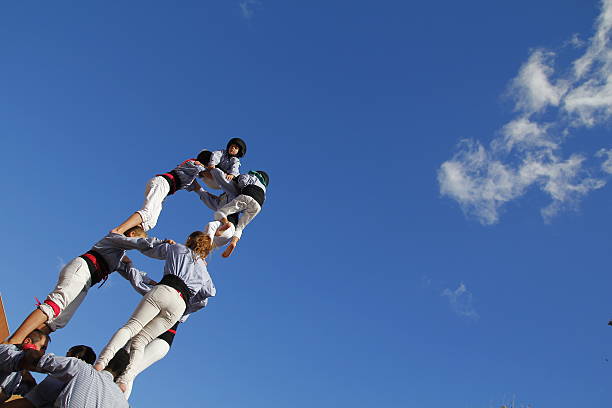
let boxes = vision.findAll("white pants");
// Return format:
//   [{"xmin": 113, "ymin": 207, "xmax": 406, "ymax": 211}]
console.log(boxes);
[
  {"xmin": 214, "ymin": 194, "xmax": 261, "ymax": 240},
  {"xmin": 137, "ymin": 176, "xmax": 170, "ymax": 232},
  {"xmin": 123, "ymin": 338, "xmax": 170, "ymax": 399},
  {"xmin": 40, "ymin": 257, "xmax": 92, "ymax": 332},
  {"xmin": 204, "ymin": 220, "xmax": 236, "ymax": 248},
  {"xmin": 96, "ymin": 284, "xmax": 186, "ymax": 384}
]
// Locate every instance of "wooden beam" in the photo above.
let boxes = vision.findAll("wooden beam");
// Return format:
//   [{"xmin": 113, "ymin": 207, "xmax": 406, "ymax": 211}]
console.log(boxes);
[{"xmin": 0, "ymin": 295, "xmax": 10, "ymax": 341}]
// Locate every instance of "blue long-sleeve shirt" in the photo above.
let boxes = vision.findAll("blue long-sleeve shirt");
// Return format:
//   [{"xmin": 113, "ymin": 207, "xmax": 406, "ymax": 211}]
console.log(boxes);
[
  {"xmin": 90, "ymin": 233, "xmax": 164, "ymax": 273},
  {"xmin": 170, "ymin": 159, "xmax": 207, "ymax": 191},
  {"xmin": 209, "ymin": 150, "xmax": 240, "ymax": 176},
  {"xmin": 140, "ymin": 243, "xmax": 215, "ymax": 300}
]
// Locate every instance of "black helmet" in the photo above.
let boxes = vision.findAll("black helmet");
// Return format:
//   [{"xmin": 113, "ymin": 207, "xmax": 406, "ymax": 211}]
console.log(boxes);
[
  {"xmin": 249, "ymin": 170, "xmax": 269, "ymax": 187},
  {"xmin": 227, "ymin": 138, "xmax": 247, "ymax": 158}
]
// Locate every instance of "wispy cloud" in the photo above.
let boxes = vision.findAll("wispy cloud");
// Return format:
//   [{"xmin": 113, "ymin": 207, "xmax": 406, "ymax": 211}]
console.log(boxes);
[
  {"xmin": 240, "ymin": 0, "xmax": 261, "ymax": 20},
  {"xmin": 441, "ymin": 282, "xmax": 479, "ymax": 320},
  {"xmin": 439, "ymin": 0, "xmax": 612, "ymax": 224}
]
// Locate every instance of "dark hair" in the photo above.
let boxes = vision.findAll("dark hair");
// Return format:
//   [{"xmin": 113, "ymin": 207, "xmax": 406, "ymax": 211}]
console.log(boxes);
[
  {"xmin": 124, "ymin": 226, "xmax": 146, "ymax": 237},
  {"xmin": 197, "ymin": 149, "xmax": 212, "ymax": 164},
  {"xmin": 106, "ymin": 349, "xmax": 130, "ymax": 379},
  {"xmin": 67, "ymin": 345, "xmax": 96, "ymax": 364},
  {"xmin": 26, "ymin": 329, "xmax": 47, "ymax": 345},
  {"xmin": 227, "ymin": 138, "xmax": 247, "ymax": 158}
]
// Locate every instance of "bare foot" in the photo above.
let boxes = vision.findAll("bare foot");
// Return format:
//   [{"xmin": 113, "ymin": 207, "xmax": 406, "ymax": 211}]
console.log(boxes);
[{"xmin": 222, "ymin": 243, "xmax": 236, "ymax": 258}]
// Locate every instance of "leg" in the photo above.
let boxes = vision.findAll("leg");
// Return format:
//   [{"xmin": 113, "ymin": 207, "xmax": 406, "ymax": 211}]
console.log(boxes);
[
  {"xmin": 113, "ymin": 177, "xmax": 169, "ymax": 233},
  {"xmin": 95, "ymin": 287, "xmax": 165, "ymax": 370},
  {"xmin": 117, "ymin": 286, "xmax": 185, "ymax": 385},
  {"xmin": 7, "ymin": 258, "xmax": 90, "ymax": 344},
  {"xmin": 123, "ymin": 338, "xmax": 170, "ymax": 399},
  {"xmin": 208, "ymin": 168, "xmax": 240, "ymax": 198}
]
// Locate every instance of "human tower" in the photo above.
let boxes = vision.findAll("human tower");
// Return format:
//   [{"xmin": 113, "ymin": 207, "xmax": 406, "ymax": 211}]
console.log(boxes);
[{"xmin": 0, "ymin": 138, "xmax": 269, "ymax": 407}]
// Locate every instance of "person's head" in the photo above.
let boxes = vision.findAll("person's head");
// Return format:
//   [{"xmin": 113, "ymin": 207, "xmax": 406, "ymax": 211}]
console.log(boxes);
[
  {"xmin": 22, "ymin": 330, "xmax": 49, "ymax": 352},
  {"xmin": 125, "ymin": 226, "xmax": 147, "ymax": 238},
  {"xmin": 197, "ymin": 149, "xmax": 212, "ymax": 164},
  {"xmin": 226, "ymin": 138, "xmax": 247, "ymax": 158},
  {"xmin": 106, "ymin": 349, "xmax": 130, "ymax": 380},
  {"xmin": 67, "ymin": 345, "xmax": 96, "ymax": 364},
  {"xmin": 186, "ymin": 231, "xmax": 213, "ymax": 260},
  {"xmin": 248, "ymin": 170, "xmax": 269, "ymax": 187}
]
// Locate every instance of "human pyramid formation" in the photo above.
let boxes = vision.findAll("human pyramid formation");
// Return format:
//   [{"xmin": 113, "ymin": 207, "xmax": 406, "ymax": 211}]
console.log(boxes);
[{"xmin": 0, "ymin": 138, "xmax": 269, "ymax": 407}]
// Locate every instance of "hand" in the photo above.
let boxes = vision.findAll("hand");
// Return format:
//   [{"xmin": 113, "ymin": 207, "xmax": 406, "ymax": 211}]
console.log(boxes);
[
  {"xmin": 225, "ymin": 174, "xmax": 235, "ymax": 181},
  {"xmin": 191, "ymin": 179, "xmax": 202, "ymax": 191},
  {"xmin": 164, "ymin": 239, "xmax": 176, "ymax": 245},
  {"xmin": 121, "ymin": 255, "xmax": 132, "ymax": 264},
  {"xmin": 206, "ymin": 164, "xmax": 216, "ymax": 169}
]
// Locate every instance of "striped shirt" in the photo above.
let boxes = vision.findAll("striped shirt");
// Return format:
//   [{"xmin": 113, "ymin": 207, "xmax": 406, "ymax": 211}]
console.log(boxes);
[
  {"xmin": 36, "ymin": 354, "xmax": 128, "ymax": 408},
  {"xmin": 209, "ymin": 150, "xmax": 240, "ymax": 176},
  {"xmin": 90, "ymin": 233, "xmax": 164, "ymax": 273},
  {"xmin": 171, "ymin": 159, "xmax": 207, "ymax": 191},
  {"xmin": 0, "ymin": 345, "xmax": 23, "ymax": 376},
  {"xmin": 237, "ymin": 173, "xmax": 266, "ymax": 193},
  {"xmin": 140, "ymin": 243, "xmax": 215, "ymax": 300}
]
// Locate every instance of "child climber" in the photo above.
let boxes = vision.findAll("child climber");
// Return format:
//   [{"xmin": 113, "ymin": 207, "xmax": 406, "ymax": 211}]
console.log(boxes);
[
  {"xmin": 111, "ymin": 153, "xmax": 210, "ymax": 234},
  {"xmin": 94, "ymin": 231, "xmax": 215, "ymax": 393},
  {"xmin": 206, "ymin": 137, "xmax": 247, "ymax": 180},
  {"xmin": 5, "ymin": 227, "xmax": 168, "ymax": 345},
  {"xmin": 213, "ymin": 170, "xmax": 269, "ymax": 258}
]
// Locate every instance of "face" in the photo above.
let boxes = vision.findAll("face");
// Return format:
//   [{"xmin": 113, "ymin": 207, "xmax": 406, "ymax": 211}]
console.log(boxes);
[
  {"xmin": 228, "ymin": 144, "xmax": 240, "ymax": 156},
  {"xmin": 23, "ymin": 336, "xmax": 49, "ymax": 352},
  {"xmin": 128, "ymin": 230, "xmax": 147, "ymax": 239}
]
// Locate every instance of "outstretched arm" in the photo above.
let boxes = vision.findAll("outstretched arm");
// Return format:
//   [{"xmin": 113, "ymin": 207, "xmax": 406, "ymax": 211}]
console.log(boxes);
[{"xmin": 116, "ymin": 261, "xmax": 158, "ymax": 296}]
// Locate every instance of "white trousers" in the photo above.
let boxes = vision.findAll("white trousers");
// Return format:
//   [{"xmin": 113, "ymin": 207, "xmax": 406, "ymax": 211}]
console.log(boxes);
[
  {"xmin": 204, "ymin": 220, "xmax": 236, "ymax": 248},
  {"xmin": 40, "ymin": 257, "xmax": 92, "ymax": 332},
  {"xmin": 96, "ymin": 284, "xmax": 185, "ymax": 384},
  {"xmin": 214, "ymin": 194, "xmax": 261, "ymax": 240},
  {"xmin": 123, "ymin": 338, "xmax": 170, "ymax": 399},
  {"xmin": 137, "ymin": 176, "xmax": 170, "ymax": 232}
]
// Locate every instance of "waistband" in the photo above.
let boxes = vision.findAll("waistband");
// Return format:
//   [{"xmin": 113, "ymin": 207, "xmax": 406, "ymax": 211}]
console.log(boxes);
[
  {"xmin": 79, "ymin": 250, "xmax": 110, "ymax": 285},
  {"xmin": 240, "ymin": 184, "xmax": 265, "ymax": 207},
  {"xmin": 157, "ymin": 274, "xmax": 190, "ymax": 306},
  {"xmin": 156, "ymin": 170, "xmax": 182, "ymax": 195}
]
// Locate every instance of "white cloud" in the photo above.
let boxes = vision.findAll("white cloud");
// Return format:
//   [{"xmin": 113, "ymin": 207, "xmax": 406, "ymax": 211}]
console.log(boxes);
[
  {"xmin": 597, "ymin": 148, "xmax": 612, "ymax": 173},
  {"xmin": 510, "ymin": 50, "xmax": 568, "ymax": 114},
  {"xmin": 441, "ymin": 283, "xmax": 479, "ymax": 320},
  {"xmin": 240, "ymin": 0, "xmax": 261, "ymax": 20},
  {"xmin": 439, "ymin": 0, "xmax": 612, "ymax": 224}
]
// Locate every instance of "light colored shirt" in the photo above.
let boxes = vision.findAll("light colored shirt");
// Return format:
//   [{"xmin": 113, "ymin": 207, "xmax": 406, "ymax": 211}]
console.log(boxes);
[
  {"xmin": 0, "ymin": 345, "xmax": 24, "ymax": 376},
  {"xmin": 209, "ymin": 150, "xmax": 240, "ymax": 176},
  {"xmin": 140, "ymin": 243, "xmax": 214, "ymax": 300},
  {"xmin": 36, "ymin": 354, "xmax": 128, "ymax": 408},
  {"xmin": 171, "ymin": 159, "xmax": 207, "ymax": 191},
  {"xmin": 237, "ymin": 173, "xmax": 266, "ymax": 193},
  {"xmin": 90, "ymin": 233, "xmax": 164, "ymax": 273}
]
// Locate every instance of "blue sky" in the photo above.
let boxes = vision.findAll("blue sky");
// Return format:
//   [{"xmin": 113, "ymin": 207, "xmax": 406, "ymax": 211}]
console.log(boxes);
[{"xmin": 1, "ymin": 1, "xmax": 612, "ymax": 407}]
